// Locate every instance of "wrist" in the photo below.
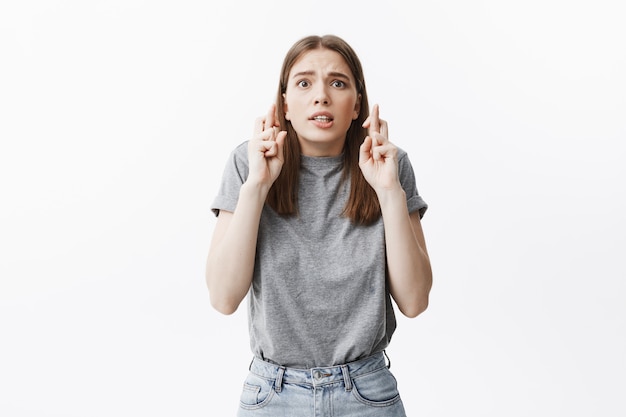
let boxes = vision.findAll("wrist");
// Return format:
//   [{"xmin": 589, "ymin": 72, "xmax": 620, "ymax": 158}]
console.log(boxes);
[
  {"xmin": 376, "ymin": 186, "xmax": 406, "ymax": 212},
  {"xmin": 240, "ymin": 180, "xmax": 271, "ymax": 202}
]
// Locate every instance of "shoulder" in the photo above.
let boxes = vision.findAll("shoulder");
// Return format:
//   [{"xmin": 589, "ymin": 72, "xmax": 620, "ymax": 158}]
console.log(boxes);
[
  {"xmin": 396, "ymin": 145, "xmax": 409, "ymax": 161},
  {"xmin": 226, "ymin": 141, "xmax": 250, "ymax": 169},
  {"xmin": 217, "ymin": 140, "xmax": 251, "ymax": 183},
  {"xmin": 231, "ymin": 140, "xmax": 249, "ymax": 160},
  {"xmin": 394, "ymin": 145, "xmax": 414, "ymax": 171}
]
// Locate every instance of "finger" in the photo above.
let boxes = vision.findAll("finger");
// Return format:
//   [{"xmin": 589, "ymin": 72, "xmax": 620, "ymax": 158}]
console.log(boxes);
[
  {"xmin": 379, "ymin": 119, "xmax": 388, "ymax": 142},
  {"xmin": 275, "ymin": 130, "xmax": 287, "ymax": 145},
  {"xmin": 261, "ymin": 130, "xmax": 287, "ymax": 157},
  {"xmin": 274, "ymin": 131, "xmax": 287, "ymax": 162},
  {"xmin": 369, "ymin": 104, "xmax": 380, "ymax": 135},
  {"xmin": 373, "ymin": 147, "xmax": 381, "ymax": 161},
  {"xmin": 263, "ymin": 142, "xmax": 277, "ymax": 157},
  {"xmin": 371, "ymin": 132, "xmax": 385, "ymax": 147},
  {"xmin": 273, "ymin": 105, "xmax": 281, "ymax": 128},
  {"xmin": 251, "ymin": 138, "xmax": 272, "ymax": 152},
  {"xmin": 254, "ymin": 116, "xmax": 264, "ymax": 136},
  {"xmin": 373, "ymin": 145, "xmax": 389, "ymax": 161},
  {"xmin": 373, "ymin": 143, "xmax": 397, "ymax": 161},
  {"xmin": 266, "ymin": 104, "xmax": 277, "ymax": 130},
  {"xmin": 359, "ymin": 136, "xmax": 373, "ymax": 164}
]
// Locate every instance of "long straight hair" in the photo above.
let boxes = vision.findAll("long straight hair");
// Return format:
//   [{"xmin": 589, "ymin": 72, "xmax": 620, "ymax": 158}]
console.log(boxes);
[{"xmin": 267, "ymin": 35, "xmax": 381, "ymax": 225}]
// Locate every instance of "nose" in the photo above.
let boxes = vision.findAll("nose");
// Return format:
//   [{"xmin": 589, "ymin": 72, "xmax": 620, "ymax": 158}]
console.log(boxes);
[
  {"xmin": 315, "ymin": 96, "xmax": 329, "ymax": 105},
  {"xmin": 314, "ymin": 84, "xmax": 330, "ymax": 105}
]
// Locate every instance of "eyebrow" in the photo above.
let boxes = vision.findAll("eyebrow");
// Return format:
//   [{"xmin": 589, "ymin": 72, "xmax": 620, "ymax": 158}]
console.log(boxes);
[{"xmin": 291, "ymin": 70, "xmax": 352, "ymax": 81}]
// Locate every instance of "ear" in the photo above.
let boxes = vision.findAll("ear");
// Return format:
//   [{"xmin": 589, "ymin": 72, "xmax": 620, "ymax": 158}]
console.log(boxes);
[
  {"xmin": 282, "ymin": 93, "xmax": 290, "ymax": 121},
  {"xmin": 353, "ymin": 93, "xmax": 362, "ymax": 120}
]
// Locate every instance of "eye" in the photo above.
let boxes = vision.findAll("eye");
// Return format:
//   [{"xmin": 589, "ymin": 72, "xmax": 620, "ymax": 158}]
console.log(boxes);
[
  {"xmin": 297, "ymin": 80, "xmax": 310, "ymax": 88},
  {"xmin": 331, "ymin": 80, "xmax": 346, "ymax": 88}
]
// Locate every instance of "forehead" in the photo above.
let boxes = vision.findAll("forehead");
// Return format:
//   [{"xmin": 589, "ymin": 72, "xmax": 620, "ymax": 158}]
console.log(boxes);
[{"xmin": 289, "ymin": 48, "xmax": 353, "ymax": 78}]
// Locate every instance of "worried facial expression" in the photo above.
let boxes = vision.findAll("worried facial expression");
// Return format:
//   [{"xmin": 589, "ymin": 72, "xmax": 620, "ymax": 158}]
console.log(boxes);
[{"xmin": 283, "ymin": 48, "xmax": 361, "ymax": 157}]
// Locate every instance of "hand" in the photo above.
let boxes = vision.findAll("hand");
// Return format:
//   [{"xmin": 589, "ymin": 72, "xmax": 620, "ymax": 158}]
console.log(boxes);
[
  {"xmin": 247, "ymin": 104, "xmax": 287, "ymax": 188},
  {"xmin": 359, "ymin": 104, "xmax": 401, "ymax": 193}
]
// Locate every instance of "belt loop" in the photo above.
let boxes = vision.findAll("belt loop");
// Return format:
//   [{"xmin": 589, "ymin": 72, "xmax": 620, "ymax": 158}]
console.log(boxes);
[
  {"xmin": 274, "ymin": 366, "xmax": 285, "ymax": 393},
  {"xmin": 341, "ymin": 365, "xmax": 352, "ymax": 392},
  {"xmin": 383, "ymin": 350, "xmax": 391, "ymax": 369}
]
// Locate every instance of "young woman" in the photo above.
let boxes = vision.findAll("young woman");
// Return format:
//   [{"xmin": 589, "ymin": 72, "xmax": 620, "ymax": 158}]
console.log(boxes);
[{"xmin": 207, "ymin": 34, "xmax": 432, "ymax": 417}]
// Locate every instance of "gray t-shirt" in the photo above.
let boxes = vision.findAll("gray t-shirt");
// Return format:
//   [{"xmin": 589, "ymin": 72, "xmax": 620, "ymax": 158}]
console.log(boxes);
[{"xmin": 211, "ymin": 141, "xmax": 427, "ymax": 368}]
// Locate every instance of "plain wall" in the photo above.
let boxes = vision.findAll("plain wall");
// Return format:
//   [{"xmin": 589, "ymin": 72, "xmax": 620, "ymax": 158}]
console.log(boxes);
[{"xmin": 1, "ymin": 1, "xmax": 625, "ymax": 416}]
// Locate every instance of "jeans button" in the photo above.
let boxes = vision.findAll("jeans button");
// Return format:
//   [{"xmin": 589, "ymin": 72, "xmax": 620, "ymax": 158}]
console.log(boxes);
[{"xmin": 313, "ymin": 370, "xmax": 322, "ymax": 379}]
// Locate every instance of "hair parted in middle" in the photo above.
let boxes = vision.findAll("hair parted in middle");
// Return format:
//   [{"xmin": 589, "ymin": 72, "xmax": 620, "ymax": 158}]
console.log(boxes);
[{"xmin": 267, "ymin": 34, "xmax": 381, "ymax": 225}]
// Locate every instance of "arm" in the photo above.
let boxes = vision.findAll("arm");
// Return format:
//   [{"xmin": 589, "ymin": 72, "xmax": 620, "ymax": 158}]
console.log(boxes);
[
  {"xmin": 360, "ymin": 104, "xmax": 432, "ymax": 318},
  {"xmin": 378, "ymin": 190, "xmax": 432, "ymax": 317},
  {"xmin": 206, "ymin": 105, "xmax": 286, "ymax": 315},
  {"xmin": 205, "ymin": 184, "xmax": 267, "ymax": 315}
]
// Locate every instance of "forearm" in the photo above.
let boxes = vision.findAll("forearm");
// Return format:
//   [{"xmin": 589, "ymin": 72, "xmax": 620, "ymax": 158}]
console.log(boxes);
[
  {"xmin": 206, "ymin": 181, "xmax": 269, "ymax": 314},
  {"xmin": 378, "ymin": 187, "xmax": 432, "ymax": 318}
]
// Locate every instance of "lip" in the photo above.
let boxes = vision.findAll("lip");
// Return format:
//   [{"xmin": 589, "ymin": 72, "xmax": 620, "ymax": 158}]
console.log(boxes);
[
  {"xmin": 309, "ymin": 111, "xmax": 334, "ymax": 128},
  {"xmin": 309, "ymin": 111, "xmax": 334, "ymax": 121}
]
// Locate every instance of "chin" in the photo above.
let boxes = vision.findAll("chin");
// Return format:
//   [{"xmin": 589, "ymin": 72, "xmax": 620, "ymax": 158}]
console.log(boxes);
[
  {"xmin": 301, "ymin": 130, "xmax": 343, "ymax": 143},
  {"xmin": 302, "ymin": 135, "xmax": 343, "ymax": 146}
]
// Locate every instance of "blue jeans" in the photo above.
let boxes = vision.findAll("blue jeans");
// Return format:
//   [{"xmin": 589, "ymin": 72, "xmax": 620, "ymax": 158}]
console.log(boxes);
[{"xmin": 237, "ymin": 352, "xmax": 407, "ymax": 417}]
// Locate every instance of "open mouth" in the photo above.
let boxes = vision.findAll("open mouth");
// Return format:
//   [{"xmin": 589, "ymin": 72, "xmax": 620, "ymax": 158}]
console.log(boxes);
[
  {"xmin": 310, "ymin": 112, "xmax": 334, "ymax": 125},
  {"xmin": 312, "ymin": 115, "xmax": 333, "ymax": 122}
]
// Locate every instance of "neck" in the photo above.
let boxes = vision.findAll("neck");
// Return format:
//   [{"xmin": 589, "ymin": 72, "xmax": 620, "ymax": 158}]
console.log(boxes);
[{"xmin": 297, "ymin": 137, "xmax": 345, "ymax": 157}]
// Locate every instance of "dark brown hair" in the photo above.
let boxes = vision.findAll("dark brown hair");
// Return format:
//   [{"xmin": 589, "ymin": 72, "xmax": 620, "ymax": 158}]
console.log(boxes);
[{"xmin": 267, "ymin": 35, "xmax": 380, "ymax": 225}]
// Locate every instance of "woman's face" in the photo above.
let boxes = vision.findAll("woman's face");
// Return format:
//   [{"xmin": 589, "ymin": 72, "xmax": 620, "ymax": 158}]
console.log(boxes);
[{"xmin": 283, "ymin": 48, "xmax": 361, "ymax": 157}]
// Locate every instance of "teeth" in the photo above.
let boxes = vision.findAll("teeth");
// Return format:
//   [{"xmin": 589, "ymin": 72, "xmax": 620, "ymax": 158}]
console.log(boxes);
[{"xmin": 314, "ymin": 116, "xmax": 331, "ymax": 122}]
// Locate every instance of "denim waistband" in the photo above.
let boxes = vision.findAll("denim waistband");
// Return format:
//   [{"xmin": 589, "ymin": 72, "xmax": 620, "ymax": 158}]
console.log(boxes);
[{"xmin": 249, "ymin": 352, "xmax": 389, "ymax": 390}]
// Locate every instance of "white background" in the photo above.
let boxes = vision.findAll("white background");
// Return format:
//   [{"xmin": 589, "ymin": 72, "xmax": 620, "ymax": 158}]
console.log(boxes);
[{"xmin": 1, "ymin": 1, "xmax": 625, "ymax": 416}]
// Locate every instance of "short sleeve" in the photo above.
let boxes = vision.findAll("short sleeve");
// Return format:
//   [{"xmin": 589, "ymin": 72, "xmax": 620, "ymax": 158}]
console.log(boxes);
[
  {"xmin": 210, "ymin": 142, "xmax": 249, "ymax": 217},
  {"xmin": 397, "ymin": 148, "xmax": 428, "ymax": 218}
]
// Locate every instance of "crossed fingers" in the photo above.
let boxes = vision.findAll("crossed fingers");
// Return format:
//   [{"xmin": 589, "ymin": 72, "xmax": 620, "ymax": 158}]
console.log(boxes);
[
  {"xmin": 363, "ymin": 104, "xmax": 388, "ymax": 145},
  {"xmin": 254, "ymin": 104, "xmax": 281, "ymax": 141}
]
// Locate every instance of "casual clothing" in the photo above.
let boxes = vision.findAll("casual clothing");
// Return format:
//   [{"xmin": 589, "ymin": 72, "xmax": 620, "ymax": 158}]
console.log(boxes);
[
  {"xmin": 211, "ymin": 141, "xmax": 427, "ymax": 369},
  {"xmin": 237, "ymin": 352, "xmax": 407, "ymax": 417},
  {"xmin": 212, "ymin": 141, "xmax": 427, "ymax": 416}
]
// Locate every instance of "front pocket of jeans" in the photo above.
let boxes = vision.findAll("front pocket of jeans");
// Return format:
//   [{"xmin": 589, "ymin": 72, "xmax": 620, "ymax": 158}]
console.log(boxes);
[
  {"xmin": 239, "ymin": 374, "xmax": 275, "ymax": 410},
  {"xmin": 351, "ymin": 367, "xmax": 401, "ymax": 407}
]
